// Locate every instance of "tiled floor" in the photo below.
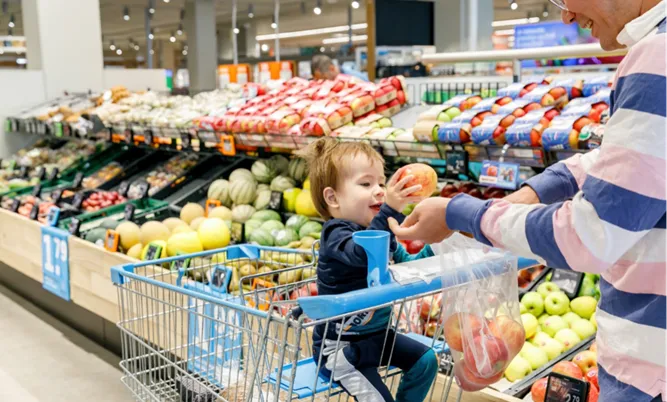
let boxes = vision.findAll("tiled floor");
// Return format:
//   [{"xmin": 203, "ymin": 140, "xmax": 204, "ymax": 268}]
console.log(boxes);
[{"xmin": 0, "ymin": 285, "xmax": 131, "ymax": 401}]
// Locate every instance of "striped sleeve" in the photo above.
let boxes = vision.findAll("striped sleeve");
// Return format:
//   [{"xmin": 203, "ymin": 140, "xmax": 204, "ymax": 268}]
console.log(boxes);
[{"xmin": 447, "ymin": 33, "xmax": 666, "ymax": 273}]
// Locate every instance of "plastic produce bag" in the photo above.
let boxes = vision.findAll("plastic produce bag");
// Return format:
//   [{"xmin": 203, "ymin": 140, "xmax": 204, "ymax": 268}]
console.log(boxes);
[{"xmin": 434, "ymin": 234, "xmax": 523, "ymax": 392}]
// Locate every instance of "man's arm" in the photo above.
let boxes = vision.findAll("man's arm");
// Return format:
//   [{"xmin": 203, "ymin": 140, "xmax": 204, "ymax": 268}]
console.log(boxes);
[{"xmin": 447, "ymin": 36, "xmax": 666, "ymax": 273}]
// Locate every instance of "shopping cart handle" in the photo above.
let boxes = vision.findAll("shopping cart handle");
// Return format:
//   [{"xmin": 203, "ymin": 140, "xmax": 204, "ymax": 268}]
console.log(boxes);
[{"xmin": 297, "ymin": 257, "xmax": 540, "ymax": 320}]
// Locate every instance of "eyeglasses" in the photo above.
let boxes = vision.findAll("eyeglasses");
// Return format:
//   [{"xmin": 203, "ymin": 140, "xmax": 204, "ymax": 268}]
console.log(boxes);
[{"xmin": 549, "ymin": 0, "xmax": 568, "ymax": 11}]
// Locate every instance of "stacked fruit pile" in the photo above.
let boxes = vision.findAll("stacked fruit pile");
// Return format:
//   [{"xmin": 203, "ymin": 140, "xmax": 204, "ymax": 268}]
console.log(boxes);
[
  {"xmin": 127, "ymin": 153, "xmax": 201, "ymax": 199},
  {"xmin": 80, "ymin": 191, "xmax": 126, "ymax": 212},
  {"xmin": 198, "ymin": 75, "xmax": 408, "ymax": 137},
  {"xmin": 82, "ymin": 162, "xmax": 123, "ymax": 189},
  {"xmin": 503, "ymin": 282, "xmax": 598, "ymax": 383},
  {"xmin": 531, "ymin": 343, "xmax": 599, "ymax": 402}
]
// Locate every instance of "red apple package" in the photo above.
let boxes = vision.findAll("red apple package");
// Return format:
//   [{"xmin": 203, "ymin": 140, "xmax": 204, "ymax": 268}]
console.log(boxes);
[
  {"xmin": 497, "ymin": 82, "xmax": 542, "ymax": 99},
  {"xmin": 354, "ymin": 113, "xmax": 392, "ymax": 128},
  {"xmin": 544, "ymin": 77, "xmax": 585, "ymax": 98},
  {"xmin": 505, "ymin": 107, "xmax": 560, "ymax": 147},
  {"xmin": 337, "ymin": 90, "xmax": 376, "ymax": 117},
  {"xmin": 417, "ymin": 104, "xmax": 464, "ymax": 122},
  {"xmin": 520, "ymin": 85, "xmax": 569, "ymax": 110},
  {"xmin": 299, "ymin": 117, "xmax": 332, "ymax": 136},
  {"xmin": 470, "ymin": 113, "xmax": 518, "ymax": 145},
  {"xmin": 437, "ymin": 233, "xmax": 524, "ymax": 392},
  {"xmin": 561, "ymin": 88, "xmax": 611, "ymax": 123},
  {"xmin": 265, "ymin": 109, "xmax": 301, "ymax": 135},
  {"xmin": 471, "ymin": 96, "xmax": 514, "ymax": 113},
  {"xmin": 541, "ymin": 115, "xmax": 596, "ymax": 151},
  {"xmin": 582, "ymin": 76, "xmax": 613, "ymax": 97},
  {"xmin": 376, "ymin": 99, "xmax": 402, "ymax": 117},
  {"xmin": 436, "ymin": 109, "xmax": 494, "ymax": 143},
  {"xmin": 303, "ymin": 102, "xmax": 353, "ymax": 129},
  {"xmin": 379, "ymin": 75, "xmax": 408, "ymax": 105}
]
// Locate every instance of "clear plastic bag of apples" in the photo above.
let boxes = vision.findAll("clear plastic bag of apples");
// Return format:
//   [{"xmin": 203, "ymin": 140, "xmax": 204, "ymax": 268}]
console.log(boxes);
[{"xmin": 433, "ymin": 233, "xmax": 524, "ymax": 392}]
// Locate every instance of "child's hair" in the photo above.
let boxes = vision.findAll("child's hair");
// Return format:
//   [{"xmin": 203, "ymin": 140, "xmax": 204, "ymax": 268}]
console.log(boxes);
[{"xmin": 295, "ymin": 137, "xmax": 384, "ymax": 220}]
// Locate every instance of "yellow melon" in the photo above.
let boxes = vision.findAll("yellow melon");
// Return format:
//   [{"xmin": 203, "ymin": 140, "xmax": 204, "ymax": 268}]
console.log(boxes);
[
  {"xmin": 197, "ymin": 218, "xmax": 231, "ymax": 250},
  {"xmin": 126, "ymin": 243, "xmax": 143, "ymax": 260},
  {"xmin": 140, "ymin": 221, "xmax": 171, "ymax": 245},
  {"xmin": 116, "ymin": 221, "xmax": 141, "ymax": 250},
  {"xmin": 180, "ymin": 202, "xmax": 205, "ymax": 224},
  {"xmin": 166, "ymin": 232, "xmax": 204, "ymax": 257}
]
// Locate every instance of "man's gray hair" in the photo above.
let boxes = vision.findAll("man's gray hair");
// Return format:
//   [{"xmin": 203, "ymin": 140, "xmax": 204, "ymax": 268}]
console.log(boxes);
[{"xmin": 311, "ymin": 54, "xmax": 334, "ymax": 74}]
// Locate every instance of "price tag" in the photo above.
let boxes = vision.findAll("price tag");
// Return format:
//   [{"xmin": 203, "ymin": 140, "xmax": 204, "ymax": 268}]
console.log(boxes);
[
  {"xmin": 46, "ymin": 206, "xmax": 61, "ymax": 227},
  {"xmin": 206, "ymin": 199, "xmax": 221, "ymax": 217},
  {"xmin": 220, "ymin": 134, "xmax": 236, "ymax": 156},
  {"xmin": 68, "ymin": 217, "xmax": 81, "ymax": 236},
  {"xmin": 445, "ymin": 150, "xmax": 469, "ymax": 178},
  {"xmin": 41, "ymin": 225, "xmax": 71, "ymax": 301},
  {"xmin": 208, "ymin": 266, "xmax": 233, "ymax": 293},
  {"xmin": 10, "ymin": 199, "xmax": 20, "ymax": 213},
  {"xmin": 35, "ymin": 167, "xmax": 46, "ymax": 180},
  {"xmin": 72, "ymin": 192, "xmax": 86, "ymax": 210},
  {"xmin": 144, "ymin": 130, "xmax": 154, "ymax": 146},
  {"xmin": 63, "ymin": 123, "xmax": 71, "ymax": 137},
  {"xmin": 545, "ymin": 372, "xmax": 589, "ymax": 402},
  {"xmin": 250, "ymin": 278, "xmax": 276, "ymax": 311},
  {"xmin": 47, "ymin": 168, "xmax": 59, "ymax": 182},
  {"xmin": 32, "ymin": 184, "xmax": 43, "ymax": 198},
  {"xmin": 124, "ymin": 128, "xmax": 134, "ymax": 144},
  {"xmin": 268, "ymin": 191, "xmax": 283, "ymax": 211},
  {"xmin": 54, "ymin": 122, "xmax": 64, "ymax": 138},
  {"xmin": 19, "ymin": 165, "xmax": 29, "ymax": 178},
  {"xmin": 170, "ymin": 257, "xmax": 191, "ymax": 272},
  {"xmin": 104, "ymin": 229, "xmax": 119, "ymax": 252},
  {"xmin": 118, "ymin": 181, "xmax": 130, "ymax": 197},
  {"xmin": 549, "ymin": 269, "xmax": 584, "ymax": 299},
  {"xmin": 124, "ymin": 203, "xmax": 136, "ymax": 221},
  {"xmin": 29, "ymin": 203, "xmax": 40, "ymax": 220},
  {"xmin": 478, "ymin": 160, "xmax": 520, "ymax": 190},
  {"xmin": 51, "ymin": 189, "xmax": 63, "ymax": 204},
  {"xmin": 73, "ymin": 172, "xmax": 84, "ymax": 188},
  {"xmin": 144, "ymin": 243, "xmax": 163, "ymax": 261}
]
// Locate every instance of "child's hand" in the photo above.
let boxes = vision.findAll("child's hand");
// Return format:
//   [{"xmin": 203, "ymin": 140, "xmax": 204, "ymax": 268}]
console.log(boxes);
[{"xmin": 385, "ymin": 167, "xmax": 427, "ymax": 212}]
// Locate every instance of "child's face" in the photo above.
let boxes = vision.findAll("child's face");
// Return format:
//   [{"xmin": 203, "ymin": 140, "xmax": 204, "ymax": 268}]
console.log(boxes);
[{"xmin": 326, "ymin": 155, "xmax": 386, "ymax": 227}]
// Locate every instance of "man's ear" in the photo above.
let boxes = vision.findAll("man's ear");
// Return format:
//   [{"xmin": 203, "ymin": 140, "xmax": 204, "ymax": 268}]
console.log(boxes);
[{"xmin": 323, "ymin": 187, "xmax": 338, "ymax": 209}]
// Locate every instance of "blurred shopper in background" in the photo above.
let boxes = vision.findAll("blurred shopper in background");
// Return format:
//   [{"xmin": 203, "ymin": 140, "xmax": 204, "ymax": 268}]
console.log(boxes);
[{"xmin": 311, "ymin": 54, "xmax": 369, "ymax": 81}]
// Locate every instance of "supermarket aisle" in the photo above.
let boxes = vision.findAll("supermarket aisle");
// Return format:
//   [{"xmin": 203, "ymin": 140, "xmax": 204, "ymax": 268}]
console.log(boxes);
[{"xmin": 0, "ymin": 285, "xmax": 130, "ymax": 401}]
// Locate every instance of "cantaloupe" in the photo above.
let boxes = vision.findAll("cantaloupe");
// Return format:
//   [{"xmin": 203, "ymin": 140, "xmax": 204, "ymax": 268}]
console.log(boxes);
[
  {"xmin": 163, "ymin": 217, "xmax": 188, "ymax": 232},
  {"xmin": 172, "ymin": 225, "xmax": 194, "ymax": 234},
  {"xmin": 197, "ymin": 218, "xmax": 231, "ymax": 250},
  {"xmin": 116, "ymin": 221, "xmax": 141, "ymax": 250},
  {"xmin": 190, "ymin": 216, "xmax": 206, "ymax": 230},
  {"xmin": 208, "ymin": 206, "xmax": 232, "ymax": 221},
  {"xmin": 166, "ymin": 232, "xmax": 203, "ymax": 257},
  {"xmin": 126, "ymin": 243, "xmax": 143, "ymax": 260},
  {"xmin": 180, "ymin": 203, "xmax": 205, "ymax": 224},
  {"xmin": 140, "ymin": 221, "xmax": 171, "ymax": 245}
]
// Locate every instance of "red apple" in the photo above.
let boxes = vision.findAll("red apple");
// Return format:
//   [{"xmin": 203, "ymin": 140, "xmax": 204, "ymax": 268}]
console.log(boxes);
[
  {"xmin": 572, "ymin": 350, "xmax": 597, "ymax": 375},
  {"xmin": 440, "ymin": 184, "xmax": 459, "ymax": 197},
  {"xmin": 497, "ymin": 96, "xmax": 513, "ymax": 106},
  {"xmin": 489, "ymin": 315, "xmax": 525, "ymax": 356},
  {"xmin": 491, "ymin": 127, "xmax": 507, "ymax": 145},
  {"xmin": 574, "ymin": 117, "xmax": 593, "ymax": 132},
  {"xmin": 468, "ymin": 188, "xmax": 484, "ymax": 199},
  {"xmin": 460, "ymin": 124, "xmax": 472, "ymax": 143},
  {"xmin": 589, "ymin": 108, "xmax": 603, "ymax": 123},
  {"xmin": 464, "ymin": 96, "xmax": 483, "ymax": 110},
  {"xmin": 499, "ymin": 115, "xmax": 516, "ymax": 128},
  {"xmin": 541, "ymin": 94, "xmax": 556, "ymax": 106},
  {"xmin": 396, "ymin": 90, "xmax": 406, "ymax": 105},
  {"xmin": 549, "ymin": 87, "xmax": 568, "ymax": 100},
  {"xmin": 588, "ymin": 383, "xmax": 599, "ymax": 402},
  {"xmin": 478, "ymin": 111, "xmax": 493, "ymax": 119},
  {"xmin": 375, "ymin": 104, "xmax": 389, "ymax": 113},
  {"xmin": 425, "ymin": 320, "xmax": 438, "ymax": 338},
  {"xmin": 407, "ymin": 240, "xmax": 425, "ymax": 254},
  {"xmin": 513, "ymin": 108, "xmax": 527, "ymax": 118},
  {"xmin": 585, "ymin": 368, "xmax": 599, "ymax": 391},
  {"xmin": 458, "ymin": 182, "xmax": 477, "ymax": 193},
  {"xmin": 397, "ymin": 163, "xmax": 438, "ymax": 198},
  {"xmin": 531, "ymin": 378, "xmax": 548, "ymax": 402},
  {"xmin": 524, "ymin": 103, "xmax": 542, "ymax": 112},
  {"xmin": 544, "ymin": 109, "xmax": 560, "ymax": 121},
  {"xmin": 552, "ymin": 361, "xmax": 584, "ymax": 380},
  {"xmin": 569, "ymin": 130, "xmax": 580, "ymax": 150},
  {"xmin": 592, "ymin": 103, "xmax": 609, "ymax": 112},
  {"xmin": 463, "ymin": 334, "xmax": 510, "ymax": 378},
  {"xmin": 454, "ymin": 360, "xmax": 503, "ymax": 392},
  {"xmin": 471, "ymin": 116, "xmax": 483, "ymax": 127},
  {"xmin": 525, "ymin": 83, "xmax": 539, "ymax": 92},
  {"xmin": 443, "ymin": 313, "xmax": 486, "ymax": 352}
]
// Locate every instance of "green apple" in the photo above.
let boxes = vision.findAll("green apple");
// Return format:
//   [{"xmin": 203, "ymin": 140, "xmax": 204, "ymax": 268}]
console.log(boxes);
[
  {"xmin": 437, "ymin": 112, "xmax": 452, "ymax": 122},
  {"xmin": 590, "ymin": 313, "xmax": 597, "ymax": 330},
  {"xmin": 545, "ymin": 292, "xmax": 570, "ymax": 315},
  {"xmin": 537, "ymin": 282, "xmax": 561, "ymax": 299},
  {"xmin": 542, "ymin": 316, "xmax": 569, "ymax": 338},
  {"xmin": 520, "ymin": 291, "xmax": 545, "ymax": 317},
  {"xmin": 570, "ymin": 296, "xmax": 597, "ymax": 319},
  {"xmin": 520, "ymin": 303, "xmax": 527, "ymax": 314},
  {"xmin": 522, "ymin": 344, "xmax": 549, "ymax": 370},
  {"xmin": 561, "ymin": 312, "xmax": 581, "ymax": 328},
  {"xmin": 520, "ymin": 342, "xmax": 538, "ymax": 357},
  {"xmin": 445, "ymin": 107, "xmax": 461, "ymax": 120},
  {"xmin": 570, "ymin": 318, "xmax": 596, "ymax": 339},
  {"xmin": 504, "ymin": 355, "xmax": 533, "ymax": 382},
  {"xmin": 539, "ymin": 338, "xmax": 565, "ymax": 360},
  {"xmin": 532, "ymin": 332, "xmax": 552, "ymax": 347},
  {"xmin": 554, "ymin": 328, "xmax": 582, "ymax": 351},
  {"xmin": 431, "ymin": 125, "xmax": 439, "ymax": 141},
  {"xmin": 378, "ymin": 117, "xmax": 392, "ymax": 128},
  {"xmin": 537, "ymin": 314, "xmax": 550, "ymax": 326},
  {"xmin": 521, "ymin": 313, "xmax": 539, "ymax": 339}
]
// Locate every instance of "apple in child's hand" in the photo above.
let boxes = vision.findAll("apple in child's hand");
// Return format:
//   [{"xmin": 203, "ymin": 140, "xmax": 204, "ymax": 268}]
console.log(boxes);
[
  {"xmin": 397, "ymin": 163, "xmax": 437, "ymax": 198},
  {"xmin": 464, "ymin": 334, "xmax": 510, "ymax": 378},
  {"xmin": 407, "ymin": 240, "xmax": 425, "ymax": 254},
  {"xmin": 552, "ymin": 361, "xmax": 584, "ymax": 380},
  {"xmin": 443, "ymin": 313, "xmax": 486, "ymax": 352},
  {"xmin": 531, "ymin": 378, "xmax": 548, "ymax": 402},
  {"xmin": 572, "ymin": 350, "xmax": 597, "ymax": 375}
]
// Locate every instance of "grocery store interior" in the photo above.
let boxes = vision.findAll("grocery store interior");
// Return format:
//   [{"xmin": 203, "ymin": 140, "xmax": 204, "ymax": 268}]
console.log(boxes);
[{"xmin": 0, "ymin": 0, "xmax": 663, "ymax": 401}]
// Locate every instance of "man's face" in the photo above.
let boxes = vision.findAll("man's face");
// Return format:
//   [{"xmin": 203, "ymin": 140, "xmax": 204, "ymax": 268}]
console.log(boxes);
[
  {"xmin": 314, "ymin": 64, "xmax": 340, "ymax": 80},
  {"xmin": 561, "ymin": 0, "xmax": 640, "ymax": 50}
]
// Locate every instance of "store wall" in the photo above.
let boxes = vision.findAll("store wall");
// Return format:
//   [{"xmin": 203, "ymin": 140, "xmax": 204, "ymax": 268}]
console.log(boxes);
[
  {"xmin": 0, "ymin": 70, "xmax": 45, "ymax": 157},
  {"xmin": 102, "ymin": 69, "xmax": 168, "ymax": 93}
]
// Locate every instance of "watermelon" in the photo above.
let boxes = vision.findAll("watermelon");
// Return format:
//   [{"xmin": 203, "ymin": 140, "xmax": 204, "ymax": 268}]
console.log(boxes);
[
  {"xmin": 260, "ymin": 220, "xmax": 285, "ymax": 236},
  {"xmin": 270, "ymin": 175, "xmax": 296, "ymax": 192},
  {"xmin": 229, "ymin": 168, "xmax": 254, "ymax": 183},
  {"xmin": 254, "ymin": 189, "xmax": 272, "ymax": 210},
  {"xmin": 270, "ymin": 155, "xmax": 290, "ymax": 175},
  {"xmin": 244, "ymin": 219, "xmax": 263, "ymax": 237},
  {"xmin": 230, "ymin": 179, "xmax": 257, "ymax": 205},
  {"xmin": 258, "ymin": 184, "xmax": 270, "ymax": 192},
  {"xmin": 100, "ymin": 219, "xmax": 120, "ymax": 230},
  {"xmin": 207, "ymin": 179, "xmax": 232, "ymax": 206},
  {"xmin": 231, "ymin": 204, "xmax": 256, "ymax": 223},
  {"xmin": 285, "ymin": 214, "xmax": 310, "ymax": 232},
  {"xmin": 251, "ymin": 210, "xmax": 282, "ymax": 222},
  {"xmin": 248, "ymin": 228, "xmax": 274, "ymax": 246},
  {"xmin": 288, "ymin": 158, "xmax": 308, "ymax": 183},
  {"xmin": 299, "ymin": 221, "xmax": 323, "ymax": 239},
  {"xmin": 85, "ymin": 227, "xmax": 108, "ymax": 246},
  {"xmin": 251, "ymin": 160, "xmax": 278, "ymax": 184},
  {"xmin": 274, "ymin": 228, "xmax": 300, "ymax": 247}
]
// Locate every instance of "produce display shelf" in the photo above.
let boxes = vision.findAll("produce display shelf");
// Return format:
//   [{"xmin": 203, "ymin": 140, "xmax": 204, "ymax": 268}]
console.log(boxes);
[{"xmin": 57, "ymin": 198, "xmax": 169, "ymax": 236}]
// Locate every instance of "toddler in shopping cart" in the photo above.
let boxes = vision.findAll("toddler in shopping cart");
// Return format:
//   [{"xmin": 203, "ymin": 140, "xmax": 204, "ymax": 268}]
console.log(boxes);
[{"xmin": 296, "ymin": 137, "xmax": 439, "ymax": 402}]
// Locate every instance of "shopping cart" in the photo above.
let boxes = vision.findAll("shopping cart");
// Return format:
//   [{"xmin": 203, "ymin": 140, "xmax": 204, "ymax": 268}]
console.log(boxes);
[{"xmin": 111, "ymin": 232, "xmax": 538, "ymax": 402}]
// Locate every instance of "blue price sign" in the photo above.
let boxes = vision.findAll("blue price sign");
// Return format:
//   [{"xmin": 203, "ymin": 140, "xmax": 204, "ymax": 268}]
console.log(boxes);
[
  {"xmin": 479, "ymin": 160, "xmax": 520, "ymax": 190},
  {"xmin": 41, "ymin": 226, "xmax": 71, "ymax": 300}
]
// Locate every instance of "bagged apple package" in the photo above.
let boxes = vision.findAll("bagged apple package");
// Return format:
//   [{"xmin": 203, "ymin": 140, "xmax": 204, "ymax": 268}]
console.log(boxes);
[{"xmin": 432, "ymin": 233, "xmax": 524, "ymax": 392}]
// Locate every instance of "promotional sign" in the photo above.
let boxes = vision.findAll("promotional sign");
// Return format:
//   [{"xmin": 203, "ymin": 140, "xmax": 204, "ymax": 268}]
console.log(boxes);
[
  {"xmin": 41, "ymin": 220, "xmax": 71, "ymax": 300},
  {"xmin": 479, "ymin": 160, "xmax": 520, "ymax": 190}
]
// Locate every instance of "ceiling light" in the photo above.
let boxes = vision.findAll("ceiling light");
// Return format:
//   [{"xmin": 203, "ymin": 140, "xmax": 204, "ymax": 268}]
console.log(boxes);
[
  {"xmin": 149, "ymin": 6, "xmax": 155, "ymax": 14},
  {"xmin": 510, "ymin": 0, "xmax": 518, "ymax": 10},
  {"xmin": 110, "ymin": 41, "xmax": 116, "ymax": 50},
  {"xmin": 177, "ymin": 24, "xmax": 183, "ymax": 35},
  {"xmin": 234, "ymin": 28, "xmax": 240, "ymax": 34},
  {"xmin": 543, "ymin": 4, "xmax": 549, "ymax": 17},
  {"xmin": 150, "ymin": 49, "xmax": 155, "ymax": 55},
  {"xmin": 8, "ymin": 14, "xmax": 14, "ymax": 28},
  {"xmin": 182, "ymin": 50, "xmax": 187, "ymax": 55},
  {"xmin": 170, "ymin": 32, "xmax": 176, "ymax": 42},
  {"xmin": 0, "ymin": 49, "xmax": 4, "ymax": 55},
  {"xmin": 320, "ymin": 47, "xmax": 325, "ymax": 52},
  {"xmin": 148, "ymin": 29, "xmax": 154, "ymax": 40},
  {"xmin": 134, "ymin": 45, "xmax": 140, "ymax": 50},
  {"xmin": 163, "ymin": 0, "xmax": 169, "ymax": 3},
  {"xmin": 492, "ymin": 17, "xmax": 540, "ymax": 27},
  {"xmin": 271, "ymin": 21, "xmax": 277, "ymax": 29},
  {"xmin": 494, "ymin": 29, "xmax": 515, "ymax": 35},
  {"xmin": 314, "ymin": 0, "xmax": 322, "ymax": 15},
  {"xmin": 322, "ymin": 34, "xmax": 367, "ymax": 44},
  {"xmin": 116, "ymin": 49, "xmax": 123, "ymax": 55},
  {"xmin": 256, "ymin": 23, "xmax": 367, "ymax": 41},
  {"xmin": 16, "ymin": 58, "xmax": 26, "ymax": 65},
  {"xmin": 123, "ymin": 6, "xmax": 130, "ymax": 20},
  {"xmin": 248, "ymin": 4, "xmax": 254, "ymax": 18},
  {"xmin": 351, "ymin": 1, "xmax": 359, "ymax": 8},
  {"xmin": 261, "ymin": 43, "xmax": 269, "ymax": 52}
]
